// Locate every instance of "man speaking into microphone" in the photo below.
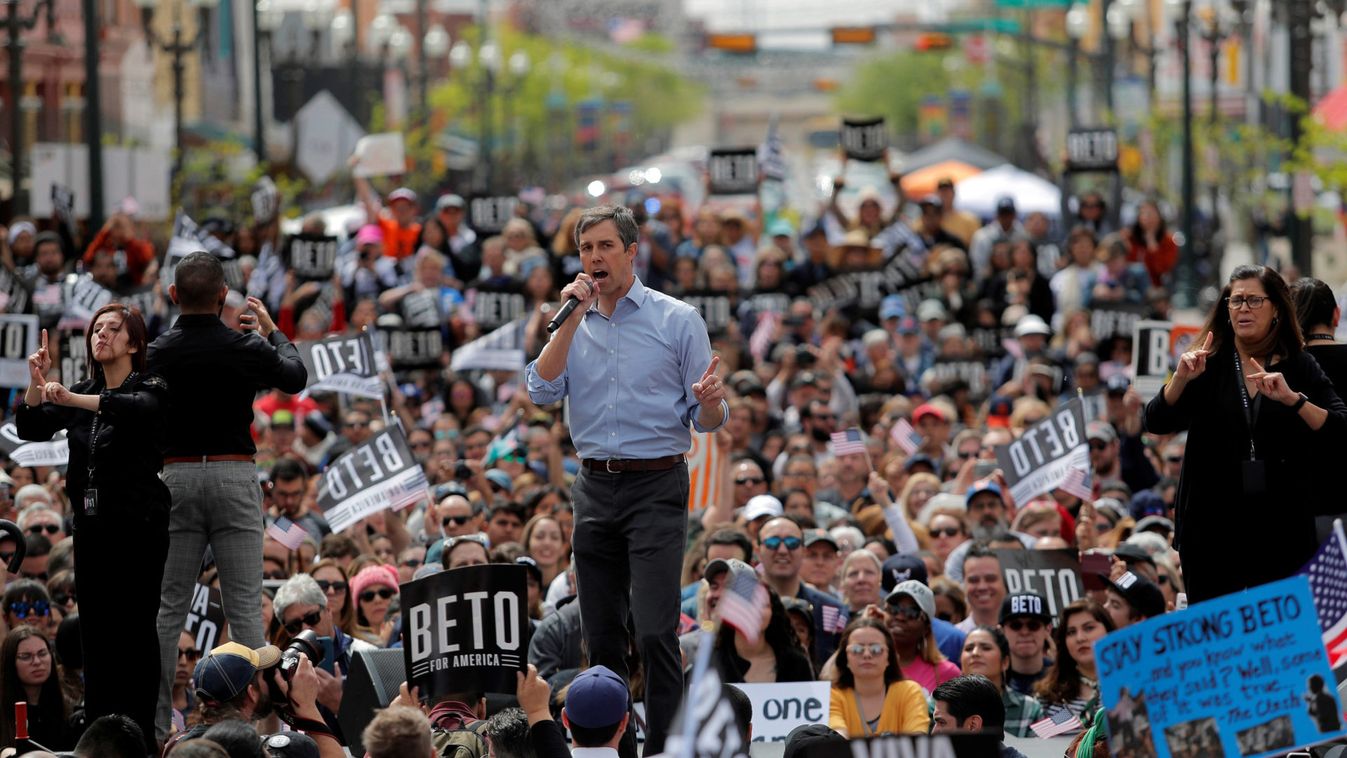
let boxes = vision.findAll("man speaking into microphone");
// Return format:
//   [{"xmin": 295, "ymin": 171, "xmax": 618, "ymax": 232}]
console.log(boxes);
[{"xmin": 526, "ymin": 205, "xmax": 727, "ymax": 756}]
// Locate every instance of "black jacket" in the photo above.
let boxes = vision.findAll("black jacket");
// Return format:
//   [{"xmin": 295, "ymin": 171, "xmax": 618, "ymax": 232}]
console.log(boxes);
[
  {"xmin": 16, "ymin": 372, "xmax": 171, "ymax": 522},
  {"xmin": 147, "ymin": 316, "xmax": 307, "ymax": 456},
  {"xmin": 1144, "ymin": 348, "xmax": 1347, "ymax": 601},
  {"xmin": 528, "ymin": 598, "xmax": 583, "ymax": 683}
]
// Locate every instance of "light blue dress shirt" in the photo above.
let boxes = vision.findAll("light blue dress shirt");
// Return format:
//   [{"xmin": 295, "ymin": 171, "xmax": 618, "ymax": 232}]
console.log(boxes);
[{"xmin": 525, "ymin": 276, "xmax": 729, "ymax": 460}]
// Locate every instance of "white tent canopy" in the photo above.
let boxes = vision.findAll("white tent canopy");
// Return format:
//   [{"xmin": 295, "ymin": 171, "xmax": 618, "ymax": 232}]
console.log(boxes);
[{"xmin": 952, "ymin": 164, "xmax": 1063, "ymax": 219}]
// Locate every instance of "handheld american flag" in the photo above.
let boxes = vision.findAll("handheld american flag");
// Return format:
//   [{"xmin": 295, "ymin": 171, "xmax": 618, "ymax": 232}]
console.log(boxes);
[
  {"xmin": 890, "ymin": 418, "xmax": 922, "ymax": 455},
  {"xmin": 719, "ymin": 566, "xmax": 768, "ymax": 645},
  {"xmin": 820, "ymin": 604, "xmax": 848, "ymax": 634},
  {"xmin": 1058, "ymin": 465, "xmax": 1093, "ymax": 501},
  {"xmin": 266, "ymin": 516, "xmax": 308, "ymax": 550},
  {"xmin": 1030, "ymin": 709, "xmax": 1083, "ymax": 738},
  {"xmin": 830, "ymin": 428, "xmax": 867, "ymax": 457},
  {"xmin": 1300, "ymin": 519, "xmax": 1347, "ymax": 667}
]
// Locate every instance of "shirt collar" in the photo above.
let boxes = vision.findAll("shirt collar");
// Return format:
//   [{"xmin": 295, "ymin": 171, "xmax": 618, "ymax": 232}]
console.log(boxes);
[
  {"xmin": 175, "ymin": 314, "xmax": 224, "ymax": 326},
  {"xmin": 586, "ymin": 275, "xmax": 649, "ymax": 315}
]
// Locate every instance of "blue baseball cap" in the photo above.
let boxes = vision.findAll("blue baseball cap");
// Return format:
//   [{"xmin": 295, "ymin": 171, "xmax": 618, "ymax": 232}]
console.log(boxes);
[
  {"xmin": 484, "ymin": 469, "xmax": 514, "ymax": 493},
  {"xmin": 193, "ymin": 642, "xmax": 281, "ymax": 703},
  {"xmin": 565, "ymin": 665, "xmax": 629, "ymax": 728},
  {"xmin": 767, "ymin": 219, "xmax": 796, "ymax": 238},
  {"xmin": 880, "ymin": 295, "xmax": 905, "ymax": 321},
  {"xmin": 966, "ymin": 479, "xmax": 1003, "ymax": 505}
]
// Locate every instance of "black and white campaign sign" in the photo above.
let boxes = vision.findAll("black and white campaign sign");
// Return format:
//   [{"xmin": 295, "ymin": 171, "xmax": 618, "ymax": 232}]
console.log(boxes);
[
  {"xmin": 805, "ymin": 253, "xmax": 925, "ymax": 317},
  {"xmin": 1132, "ymin": 319, "xmax": 1172, "ymax": 398},
  {"xmin": 683, "ymin": 292, "xmax": 735, "ymax": 336},
  {"xmin": 797, "ymin": 733, "xmax": 998, "ymax": 758},
  {"xmin": 401, "ymin": 564, "xmax": 529, "ymax": 698},
  {"xmin": 316, "ymin": 427, "xmax": 430, "ymax": 533},
  {"xmin": 0, "ymin": 314, "xmax": 38, "ymax": 388},
  {"xmin": 380, "ymin": 327, "xmax": 444, "ymax": 370},
  {"xmin": 184, "ymin": 582, "xmax": 226, "ymax": 653},
  {"xmin": 1066, "ymin": 127, "xmax": 1120, "ymax": 172},
  {"xmin": 60, "ymin": 330, "xmax": 86, "ymax": 386},
  {"xmin": 286, "ymin": 234, "xmax": 339, "ymax": 281},
  {"xmin": 60, "ymin": 273, "xmax": 114, "ymax": 330},
  {"xmin": 173, "ymin": 212, "xmax": 245, "ymax": 291},
  {"xmin": 298, "ymin": 331, "xmax": 382, "ymax": 399},
  {"xmin": 469, "ymin": 196, "xmax": 519, "ymax": 234},
  {"xmin": 924, "ymin": 357, "xmax": 991, "ymax": 399},
  {"xmin": 0, "ymin": 421, "xmax": 68, "ymax": 466},
  {"xmin": 0, "ymin": 267, "xmax": 30, "ymax": 314},
  {"xmin": 994, "ymin": 397, "xmax": 1090, "ymax": 505},
  {"xmin": 1090, "ymin": 302, "xmax": 1146, "ymax": 341},
  {"xmin": 708, "ymin": 148, "xmax": 759, "ymax": 195},
  {"xmin": 467, "ymin": 286, "xmax": 527, "ymax": 332},
  {"xmin": 840, "ymin": 117, "xmax": 888, "ymax": 162},
  {"xmin": 996, "ymin": 549, "xmax": 1085, "ymax": 619},
  {"xmin": 450, "ymin": 318, "xmax": 527, "ymax": 373}
]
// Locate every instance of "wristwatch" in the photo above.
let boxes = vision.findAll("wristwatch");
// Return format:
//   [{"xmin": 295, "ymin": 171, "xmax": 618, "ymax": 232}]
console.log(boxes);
[{"xmin": 1292, "ymin": 392, "xmax": 1309, "ymax": 413}]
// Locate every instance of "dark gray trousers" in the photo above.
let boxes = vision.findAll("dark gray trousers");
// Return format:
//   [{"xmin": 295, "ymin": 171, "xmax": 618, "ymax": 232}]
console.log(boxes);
[{"xmin": 571, "ymin": 462, "xmax": 689, "ymax": 757}]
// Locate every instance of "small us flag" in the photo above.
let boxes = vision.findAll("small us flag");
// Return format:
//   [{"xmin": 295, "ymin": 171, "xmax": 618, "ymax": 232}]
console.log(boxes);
[
  {"xmin": 820, "ymin": 604, "xmax": 848, "ymax": 634},
  {"xmin": 387, "ymin": 468, "xmax": 432, "ymax": 512},
  {"xmin": 890, "ymin": 418, "xmax": 922, "ymax": 455},
  {"xmin": 748, "ymin": 311, "xmax": 780, "ymax": 362},
  {"xmin": 1030, "ymin": 709, "xmax": 1082, "ymax": 738},
  {"xmin": 266, "ymin": 516, "xmax": 308, "ymax": 551},
  {"xmin": 830, "ymin": 428, "xmax": 867, "ymax": 457},
  {"xmin": 1059, "ymin": 466, "xmax": 1093, "ymax": 501},
  {"xmin": 1301, "ymin": 519, "xmax": 1347, "ymax": 667},
  {"xmin": 720, "ymin": 567, "xmax": 769, "ymax": 645}
]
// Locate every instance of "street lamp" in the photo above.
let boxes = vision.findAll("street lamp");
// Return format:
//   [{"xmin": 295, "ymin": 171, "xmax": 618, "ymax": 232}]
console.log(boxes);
[
  {"xmin": 4, "ymin": 0, "xmax": 58, "ymax": 214},
  {"xmin": 1065, "ymin": 3, "xmax": 1088, "ymax": 127},
  {"xmin": 133, "ymin": 0, "xmax": 220, "ymax": 180},
  {"xmin": 1064, "ymin": 0, "xmax": 1129, "ymax": 121}
]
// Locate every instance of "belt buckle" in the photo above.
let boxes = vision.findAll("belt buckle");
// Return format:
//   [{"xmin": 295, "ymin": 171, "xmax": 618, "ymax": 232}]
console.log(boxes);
[{"xmin": 606, "ymin": 458, "xmax": 620, "ymax": 474}]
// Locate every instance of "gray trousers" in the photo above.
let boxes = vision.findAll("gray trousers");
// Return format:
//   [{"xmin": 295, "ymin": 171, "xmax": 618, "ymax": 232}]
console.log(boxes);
[
  {"xmin": 154, "ymin": 461, "xmax": 265, "ymax": 740},
  {"xmin": 571, "ymin": 462, "xmax": 689, "ymax": 757}
]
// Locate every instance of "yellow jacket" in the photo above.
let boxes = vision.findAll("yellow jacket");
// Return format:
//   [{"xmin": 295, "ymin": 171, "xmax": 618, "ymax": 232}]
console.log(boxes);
[{"xmin": 828, "ymin": 680, "xmax": 930, "ymax": 738}]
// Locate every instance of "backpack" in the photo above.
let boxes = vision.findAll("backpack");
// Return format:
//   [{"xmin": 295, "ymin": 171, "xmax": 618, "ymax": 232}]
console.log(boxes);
[{"xmin": 431, "ymin": 717, "xmax": 490, "ymax": 758}]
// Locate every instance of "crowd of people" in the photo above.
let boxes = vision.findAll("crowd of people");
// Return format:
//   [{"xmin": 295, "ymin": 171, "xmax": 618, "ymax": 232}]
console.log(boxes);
[{"xmin": 0, "ymin": 152, "xmax": 1339, "ymax": 758}]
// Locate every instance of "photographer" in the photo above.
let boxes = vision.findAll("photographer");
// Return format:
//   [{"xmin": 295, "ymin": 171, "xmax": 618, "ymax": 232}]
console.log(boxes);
[{"xmin": 269, "ymin": 574, "xmax": 374, "ymax": 711}]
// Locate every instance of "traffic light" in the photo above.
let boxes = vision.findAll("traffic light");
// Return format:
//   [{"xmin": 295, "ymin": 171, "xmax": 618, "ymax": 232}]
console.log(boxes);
[
  {"xmin": 914, "ymin": 33, "xmax": 953, "ymax": 52},
  {"xmin": 706, "ymin": 33, "xmax": 756, "ymax": 54}
]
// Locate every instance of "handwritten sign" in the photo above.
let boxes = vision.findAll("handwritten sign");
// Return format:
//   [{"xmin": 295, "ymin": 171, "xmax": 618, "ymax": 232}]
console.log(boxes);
[
  {"xmin": 351, "ymin": 133, "xmax": 406, "ymax": 178},
  {"xmin": 1098, "ymin": 576, "xmax": 1347, "ymax": 758}
]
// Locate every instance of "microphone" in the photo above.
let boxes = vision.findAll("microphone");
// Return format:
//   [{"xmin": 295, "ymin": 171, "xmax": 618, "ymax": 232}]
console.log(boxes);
[{"xmin": 546, "ymin": 297, "xmax": 581, "ymax": 333}]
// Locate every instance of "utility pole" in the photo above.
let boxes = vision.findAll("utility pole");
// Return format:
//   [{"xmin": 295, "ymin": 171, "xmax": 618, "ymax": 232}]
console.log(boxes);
[{"xmin": 1288, "ymin": 0, "xmax": 1314, "ymax": 275}]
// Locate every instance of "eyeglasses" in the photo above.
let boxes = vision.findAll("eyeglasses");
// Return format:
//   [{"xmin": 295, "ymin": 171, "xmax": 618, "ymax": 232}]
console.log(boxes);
[
  {"xmin": 1165, "ymin": 455, "xmax": 1183, "ymax": 464},
  {"xmin": 264, "ymin": 569, "xmax": 288, "ymax": 580},
  {"xmin": 26, "ymin": 524, "xmax": 58, "ymax": 536},
  {"xmin": 886, "ymin": 602, "xmax": 924, "ymax": 620},
  {"xmin": 283, "ymin": 610, "xmax": 325, "ymax": 635},
  {"xmin": 315, "ymin": 580, "xmax": 347, "ymax": 594},
  {"xmin": 9, "ymin": 600, "xmax": 50, "ymax": 619},
  {"xmin": 846, "ymin": 643, "xmax": 886, "ymax": 658},
  {"xmin": 1226, "ymin": 295, "xmax": 1268, "ymax": 311},
  {"xmin": 178, "ymin": 647, "xmax": 202, "ymax": 662},
  {"xmin": 51, "ymin": 591, "xmax": 75, "ymax": 606},
  {"xmin": 360, "ymin": 587, "xmax": 396, "ymax": 603},
  {"xmin": 443, "ymin": 515, "xmax": 472, "ymax": 527},
  {"xmin": 930, "ymin": 527, "xmax": 962, "ymax": 538},
  {"xmin": 16, "ymin": 648, "xmax": 50, "ymax": 663},
  {"xmin": 1005, "ymin": 619, "xmax": 1044, "ymax": 633},
  {"xmin": 761, "ymin": 536, "xmax": 802, "ymax": 552},
  {"xmin": 734, "ymin": 477, "xmax": 765, "ymax": 486},
  {"xmin": 401, "ymin": 558, "xmax": 423, "ymax": 569},
  {"xmin": 1089, "ymin": 441, "xmax": 1108, "ymax": 451}
]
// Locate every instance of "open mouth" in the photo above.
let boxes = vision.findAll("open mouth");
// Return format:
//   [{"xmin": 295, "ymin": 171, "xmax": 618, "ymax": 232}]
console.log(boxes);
[{"xmin": 592, "ymin": 269, "xmax": 609, "ymax": 281}]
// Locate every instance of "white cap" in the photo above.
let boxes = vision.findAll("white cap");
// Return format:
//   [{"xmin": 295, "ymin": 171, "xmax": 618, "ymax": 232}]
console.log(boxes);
[
  {"xmin": 1013, "ymin": 314, "xmax": 1052, "ymax": 338},
  {"xmin": 742, "ymin": 495, "xmax": 784, "ymax": 523}
]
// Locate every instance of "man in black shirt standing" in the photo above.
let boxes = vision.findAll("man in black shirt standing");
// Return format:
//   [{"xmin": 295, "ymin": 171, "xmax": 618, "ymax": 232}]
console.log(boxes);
[{"xmin": 148, "ymin": 252, "xmax": 307, "ymax": 741}]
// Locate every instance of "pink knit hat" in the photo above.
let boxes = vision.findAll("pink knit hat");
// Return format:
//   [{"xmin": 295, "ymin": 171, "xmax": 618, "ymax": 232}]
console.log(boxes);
[{"xmin": 350, "ymin": 564, "xmax": 399, "ymax": 613}]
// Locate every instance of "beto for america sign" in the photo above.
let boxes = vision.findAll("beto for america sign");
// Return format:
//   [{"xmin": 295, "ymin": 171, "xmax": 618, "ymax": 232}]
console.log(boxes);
[{"xmin": 402, "ymin": 564, "xmax": 530, "ymax": 697}]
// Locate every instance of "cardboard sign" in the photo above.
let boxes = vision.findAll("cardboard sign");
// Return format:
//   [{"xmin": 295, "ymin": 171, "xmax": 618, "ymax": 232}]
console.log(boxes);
[
  {"xmin": 297, "ymin": 332, "xmax": 382, "ymax": 399},
  {"xmin": 0, "ymin": 314, "xmax": 39, "ymax": 388},
  {"xmin": 380, "ymin": 327, "xmax": 444, "ymax": 370},
  {"xmin": 1133, "ymin": 319, "xmax": 1173, "ymax": 399},
  {"xmin": 1098, "ymin": 576, "xmax": 1347, "ymax": 758},
  {"xmin": 995, "ymin": 397, "xmax": 1090, "ymax": 505},
  {"xmin": 401, "ymin": 564, "xmax": 529, "ymax": 698},
  {"xmin": 351, "ymin": 133, "xmax": 407, "ymax": 178},
  {"xmin": 316, "ymin": 427, "xmax": 430, "ymax": 532},
  {"xmin": 59, "ymin": 330, "xmax": 86, "ymax": 386},
  {"xmin": 708, "ymin": 148, "xmax": 759, "ymax": 195},
  {"xmin": 996, "ymin": 549, "xmax": 1085, "ymax": 619},
  {"xmin": 449, "ymin": 318, "xmax": 527, "ymax": 373},
  {"xmin": 732, "ymin": 682, "xmax": 831, "ymax": 742},
  {"xmin": 286, "ymin": 234, "xmax": 339, "ymax": 281},
  {"xmin": 468, "ymin": 196, "xmax": 519, "ymax": 235},
  {"xmin": 467, "ymin": 286, "xmax": 527, "ymax": 332},
  {"xmin": 840, "ymin": 116, "xmax": 888, "ymax": 162},
  {"xmin": 683, "ymin": 292, "xmax": 735, "ymax": 336},
  {"xmin": 184, "ymin": 582, "xmax": 226, "ymax": 653},
  {"xmin": 1091, "ymin": 302, "xmax": 1147, "ymax": 341}
]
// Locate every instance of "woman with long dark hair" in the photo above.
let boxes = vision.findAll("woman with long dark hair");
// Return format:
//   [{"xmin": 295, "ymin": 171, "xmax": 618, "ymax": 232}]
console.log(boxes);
[
  {"xmin": 1123, "ymin": 199, "xmax": 1179, "ymax": 287},
  {"xmin": 1292, "ymin": 277, "xmax": 1347, "ymax": 399},
  {"xmin": 16, "ymin": 303, "xmax": 170, "ymax": 751},
  {"xmin": 1034, "ymin": 600, "xmax": 1113, "ymax": 737},
  {"xmin": 960, "ymin": 625, "xmax": 1044, "ymax": 738},
  {"xmin": 711, "ymin": 586, "xmax": 814, "ymax": 684},
  {"xmin": 828, "ymin": 617, "xmax": 929, "ymax": 737},
  {"xmin": 0, "ymin": 621, "xmax": 73, "ymax": 749},
  {"xmin": 1145, "ymin": 265, "xmax": 1347, "ymax": 600}
]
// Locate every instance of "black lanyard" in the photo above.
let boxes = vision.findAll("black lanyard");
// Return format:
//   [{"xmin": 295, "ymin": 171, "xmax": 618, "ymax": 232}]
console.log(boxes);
[
  {"xmin": 1232, "ymin": 352, "xmax": 1262, "ymax": 460},
  {"xmin": 86, "ymin": 373, "xmax": 135, "ymax": 485}
]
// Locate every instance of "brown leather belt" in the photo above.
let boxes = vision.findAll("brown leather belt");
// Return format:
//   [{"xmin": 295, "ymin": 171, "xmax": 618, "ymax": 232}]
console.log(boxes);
[
  {"xmin": 581, "ymin": 455, "xmax": 684, "ymax": 474},
  {"xmin": 164, "ymin": 454, "xmax": 255, "ymax": 465}
]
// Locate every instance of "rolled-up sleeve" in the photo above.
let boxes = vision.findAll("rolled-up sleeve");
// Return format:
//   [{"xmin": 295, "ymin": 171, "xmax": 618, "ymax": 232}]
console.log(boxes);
[{"xmin": 525, "ymin": 359, "xmax": 567, "ymax": 406}]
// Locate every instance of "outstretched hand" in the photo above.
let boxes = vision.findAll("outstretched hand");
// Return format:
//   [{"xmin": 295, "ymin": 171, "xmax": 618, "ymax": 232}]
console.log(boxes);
[{"xmin": 691, "ymin": 356, "xmax": 726, "ymax": 406}]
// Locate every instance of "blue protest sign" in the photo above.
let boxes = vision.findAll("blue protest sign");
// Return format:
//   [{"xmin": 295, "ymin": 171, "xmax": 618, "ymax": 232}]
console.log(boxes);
[{"xmin": 1097, "ymin": 576, "xmax": 1347, "ymax": 758}]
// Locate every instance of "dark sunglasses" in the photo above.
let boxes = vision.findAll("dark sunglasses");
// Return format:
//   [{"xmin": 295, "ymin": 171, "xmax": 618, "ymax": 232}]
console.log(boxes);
[
  {"xmin": 1089, "ymin": 441, "xmax": 1109, "ymax": 451},
  {"xmin": 178, "ymin": 647, "xmax": 202, "ymax": 662},
  {"xmin": 264, "ymin": 569, "xmax": 288, "ymax": 580},
  {"xmin": 886, "ymin": 601, "xmax": 923, "ymax": 620},
  {"xmin": 401, "ymin": 558, "xmax": 423, "ymax": 569},
  {"xmin": 442, "ymin": 515, "xmax": 472, "ymax": 527},
  {"xmin": 26, "ymin": 524, "xmax": 59, "ymax": 536},
  {"xmin": 360, "ymin": 587, "xmax": 396, "ymax": 603},
  {"xmin": 930, "ymin": 527, "xmax": 962, "ymax": 538},
  {"xmin": 1165, "ymin": 455, "xmax": 1183, "ymax": 464},
  {"xmin": 762, "ymin": 536, "xmax": 802, "ymax": 552},
  {"xmin": 9, "ymin": 600, "xmax": 50, "ymax": 619},
  {"xmin": 283, "ymin": 610, "xmax": 324, "ymax": 635},
  {"xmin": 315, "ymin": 580, "xmax": 347, "ymax": 594},
  {"xmin": 1005, "ymin": 618, "xmax": 1044, "ymax": 632},
  {"xmin": 735, "ymin": 477, "xmax": 766, "ymax": 486},
  {"xmin": 51, "ymin": 591, "xmax": 75, "ymax": 606}
]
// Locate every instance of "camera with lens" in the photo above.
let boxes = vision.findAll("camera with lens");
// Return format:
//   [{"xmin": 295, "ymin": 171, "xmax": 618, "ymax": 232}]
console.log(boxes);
[
  {"xmin": 279, "ymin": 629, "xmax": 324, "ymax": 682},
  {"xmin": 454, "ymin": 460, "xmax": 474, "ymax": 480}
]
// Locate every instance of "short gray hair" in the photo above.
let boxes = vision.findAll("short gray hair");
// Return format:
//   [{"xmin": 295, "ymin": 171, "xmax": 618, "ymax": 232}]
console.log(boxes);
[
  {"xmin": 273, "ymin": 573, "xmax": 327, "ymax": 619},
  {"xmin": 14, "ymin": 485, "xmax": 51, "ymax": 511},
  {"xmin": 574, "ymin": 205, "xmax": 639, "ymax": 250},
  {"xmin": 17, "ymin": 503, "xmax": 56, "ymax": 529}
]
